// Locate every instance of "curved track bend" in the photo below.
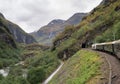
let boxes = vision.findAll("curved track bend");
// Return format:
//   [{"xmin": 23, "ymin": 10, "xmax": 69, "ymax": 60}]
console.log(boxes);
[{"xmin": 95, "ymin": 50, "xmax": 120, "ymax": 84}]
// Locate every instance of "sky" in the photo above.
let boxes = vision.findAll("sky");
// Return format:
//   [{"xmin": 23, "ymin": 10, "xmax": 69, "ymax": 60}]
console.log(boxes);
[{"xmin": 0, "ymin": 0, "xmax": 102, "ymax": 33}]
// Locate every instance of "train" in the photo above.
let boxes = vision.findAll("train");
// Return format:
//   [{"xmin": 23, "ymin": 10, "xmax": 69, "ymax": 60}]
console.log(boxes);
[{"xmin": 92, "ymin": 40, "xmax": 120, "ymax": 59}]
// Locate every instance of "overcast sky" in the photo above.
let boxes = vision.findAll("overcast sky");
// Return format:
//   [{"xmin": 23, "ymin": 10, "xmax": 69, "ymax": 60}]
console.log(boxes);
[{"xmin": 0, "ymin": 0, "xmax": 102, "ymax": 33}]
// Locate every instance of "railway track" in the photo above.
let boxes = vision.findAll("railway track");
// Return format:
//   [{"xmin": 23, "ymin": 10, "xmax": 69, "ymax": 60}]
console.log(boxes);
[
  {"xmin": 104, "ymin": 53, "xmax": 112, "ymax": 84},
  {"xmin": 92, "ymin": 40, "xmax": 120, "ymax": 84},
  {"xmin": 97, "ymin": 51, "xmax": 120, "ymax": 84}
]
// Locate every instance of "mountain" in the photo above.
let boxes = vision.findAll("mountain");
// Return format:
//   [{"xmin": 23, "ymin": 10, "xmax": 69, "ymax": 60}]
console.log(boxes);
[
  {"xmin": 0, "ymin": 18, "xmax": 16, "ymax": 48},
  {"xmin": 0, "ymin": 15, "xmax": 21, "ymax": 68},
  {"xmin": 0, "ymin": 12, "xmax": 37, "ymax": 68},
  {"xmin": 49, "ymin": 0, "xmax": 120, "ymax": 83},
  {"xmin": 1, "ymin": 0, "xmax": 120, "ymax": 83},
  {"xmin": 52, "ymin": 0, "xmax": 120, "ymax": 59},
  {"xmin": 32, "ymin": 19, "xmax": 65, "ymax": 37},
  {"xmin": 0, "ymin": 13, "xmax": 58, "ymax": 83},
  {"xmin": 65, "ymin": 13, "xmax": 87, "ymax": 25},
  {"xmin": 31, "ymin": 13, "xmax": 87, "ymax": 45},
  {"xmin": 0, "ymin": 13, "xmax": 36, "ymax": 44}
]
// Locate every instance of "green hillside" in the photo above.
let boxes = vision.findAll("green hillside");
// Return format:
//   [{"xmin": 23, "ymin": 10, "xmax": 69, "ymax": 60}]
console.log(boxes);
[
  {"xmin": 0, "ymin": 39, "xmax": 60, "ymax": 84},
  {"xmin": 0, "ymin": 14, "xmax": 59, "ymax": 84},
  {"xmin": 49, "ymin": 50, "xmax": 106, "ymax": 84},
  {"xmin": 49, "ymin": 0, "xmax": 120, "ymax": 83},
  {"xmin": 52, "ymin": 0, "xmax": 120, "ymax": 59},
  {"xmin": 0, "ymin": 0, "xmax": 120, "ymax": 84},
  {"xmin": 22, "ymin": 44, "xmax": 59, "ymax": 84},
  {"xmin": 0, "ymin": 19, "xmax": 21, "ymax": 68}
]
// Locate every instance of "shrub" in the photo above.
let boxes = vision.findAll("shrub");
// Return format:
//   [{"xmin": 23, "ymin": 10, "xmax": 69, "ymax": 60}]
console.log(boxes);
[{"xmin": 27, "ymin": 67, "xmax": 46, "ymax": 84}]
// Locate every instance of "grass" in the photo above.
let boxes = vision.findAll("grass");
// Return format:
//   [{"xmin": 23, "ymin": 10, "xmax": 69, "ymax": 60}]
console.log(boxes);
[{"xmin": 49, "ymin": 50, "xmax": 102, "ymax": 84}]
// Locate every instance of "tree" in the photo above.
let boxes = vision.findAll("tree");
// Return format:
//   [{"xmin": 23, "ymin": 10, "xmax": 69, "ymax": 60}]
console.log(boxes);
[{"xmin": 27, "ymin": 67, "xmax": 46, "ymax": 84}]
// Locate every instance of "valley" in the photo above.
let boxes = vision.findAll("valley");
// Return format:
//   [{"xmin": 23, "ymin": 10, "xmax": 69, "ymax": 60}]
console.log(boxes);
[{"xmin": 0, "ymin": 0, "xmax": 120, "ymax": 84}]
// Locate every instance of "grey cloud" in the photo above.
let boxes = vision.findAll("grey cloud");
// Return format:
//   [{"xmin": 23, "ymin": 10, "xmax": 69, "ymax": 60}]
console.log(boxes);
[{"xmin": 0, "ymin": 0, "xmax": 102, "ymax": 33}]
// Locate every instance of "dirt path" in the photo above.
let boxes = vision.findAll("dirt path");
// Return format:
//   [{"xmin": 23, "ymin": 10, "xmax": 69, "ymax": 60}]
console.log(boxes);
[{"xmin": 95, "ymin": 50, "xmax": 120, "ymax": 84}]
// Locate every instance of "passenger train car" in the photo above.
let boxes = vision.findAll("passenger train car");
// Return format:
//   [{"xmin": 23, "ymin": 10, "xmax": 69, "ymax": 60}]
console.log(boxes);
[{"xmin": 92, "ymin": 40, "xmax": 120, "ymax": 59}]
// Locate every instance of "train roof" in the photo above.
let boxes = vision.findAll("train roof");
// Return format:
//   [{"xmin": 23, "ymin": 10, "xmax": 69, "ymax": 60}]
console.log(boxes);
[{"xmin": 93, "ymin": 39, "xmax": 120, "ymax": 46}]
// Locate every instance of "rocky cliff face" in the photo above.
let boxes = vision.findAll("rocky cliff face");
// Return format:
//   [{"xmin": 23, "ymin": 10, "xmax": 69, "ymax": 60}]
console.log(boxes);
[
  {"xmin": 0, "ymin": 15, "xmax": 23, "ymax": 68},
  {"xmin": 31, "ymin": 13, "xmax": 87, "ymax": 45},
  {"xmin": 7, "ymin": 21, "xmax": 37, "ymax": 44},
  {"xmin": 0, "ymin": 13, "xmax": 36, "ymax": 44},
  {"xmin": 0, "ymin": 18, "xmax": 16, "ymax": 48}
]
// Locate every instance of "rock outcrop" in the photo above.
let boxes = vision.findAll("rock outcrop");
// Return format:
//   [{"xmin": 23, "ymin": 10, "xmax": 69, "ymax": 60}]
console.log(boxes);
[{"xmin": 0, "ymin": 19, "xmax": 16, "ymax": 48}]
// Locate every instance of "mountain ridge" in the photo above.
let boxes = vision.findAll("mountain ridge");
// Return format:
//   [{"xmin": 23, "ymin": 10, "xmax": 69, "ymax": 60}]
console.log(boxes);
[{"xmin": 31, "ymin": 13, "xmax": 87, "ymax": 45}]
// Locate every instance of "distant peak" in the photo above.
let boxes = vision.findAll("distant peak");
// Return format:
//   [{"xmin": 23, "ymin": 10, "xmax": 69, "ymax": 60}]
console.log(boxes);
[
  {"xmin": 48, "ymin": 19, "xmax": 65, "ymax": 26},
  {"xmin": 65, "ymin": 12, "xmax": 87, "ymax": 25}
]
